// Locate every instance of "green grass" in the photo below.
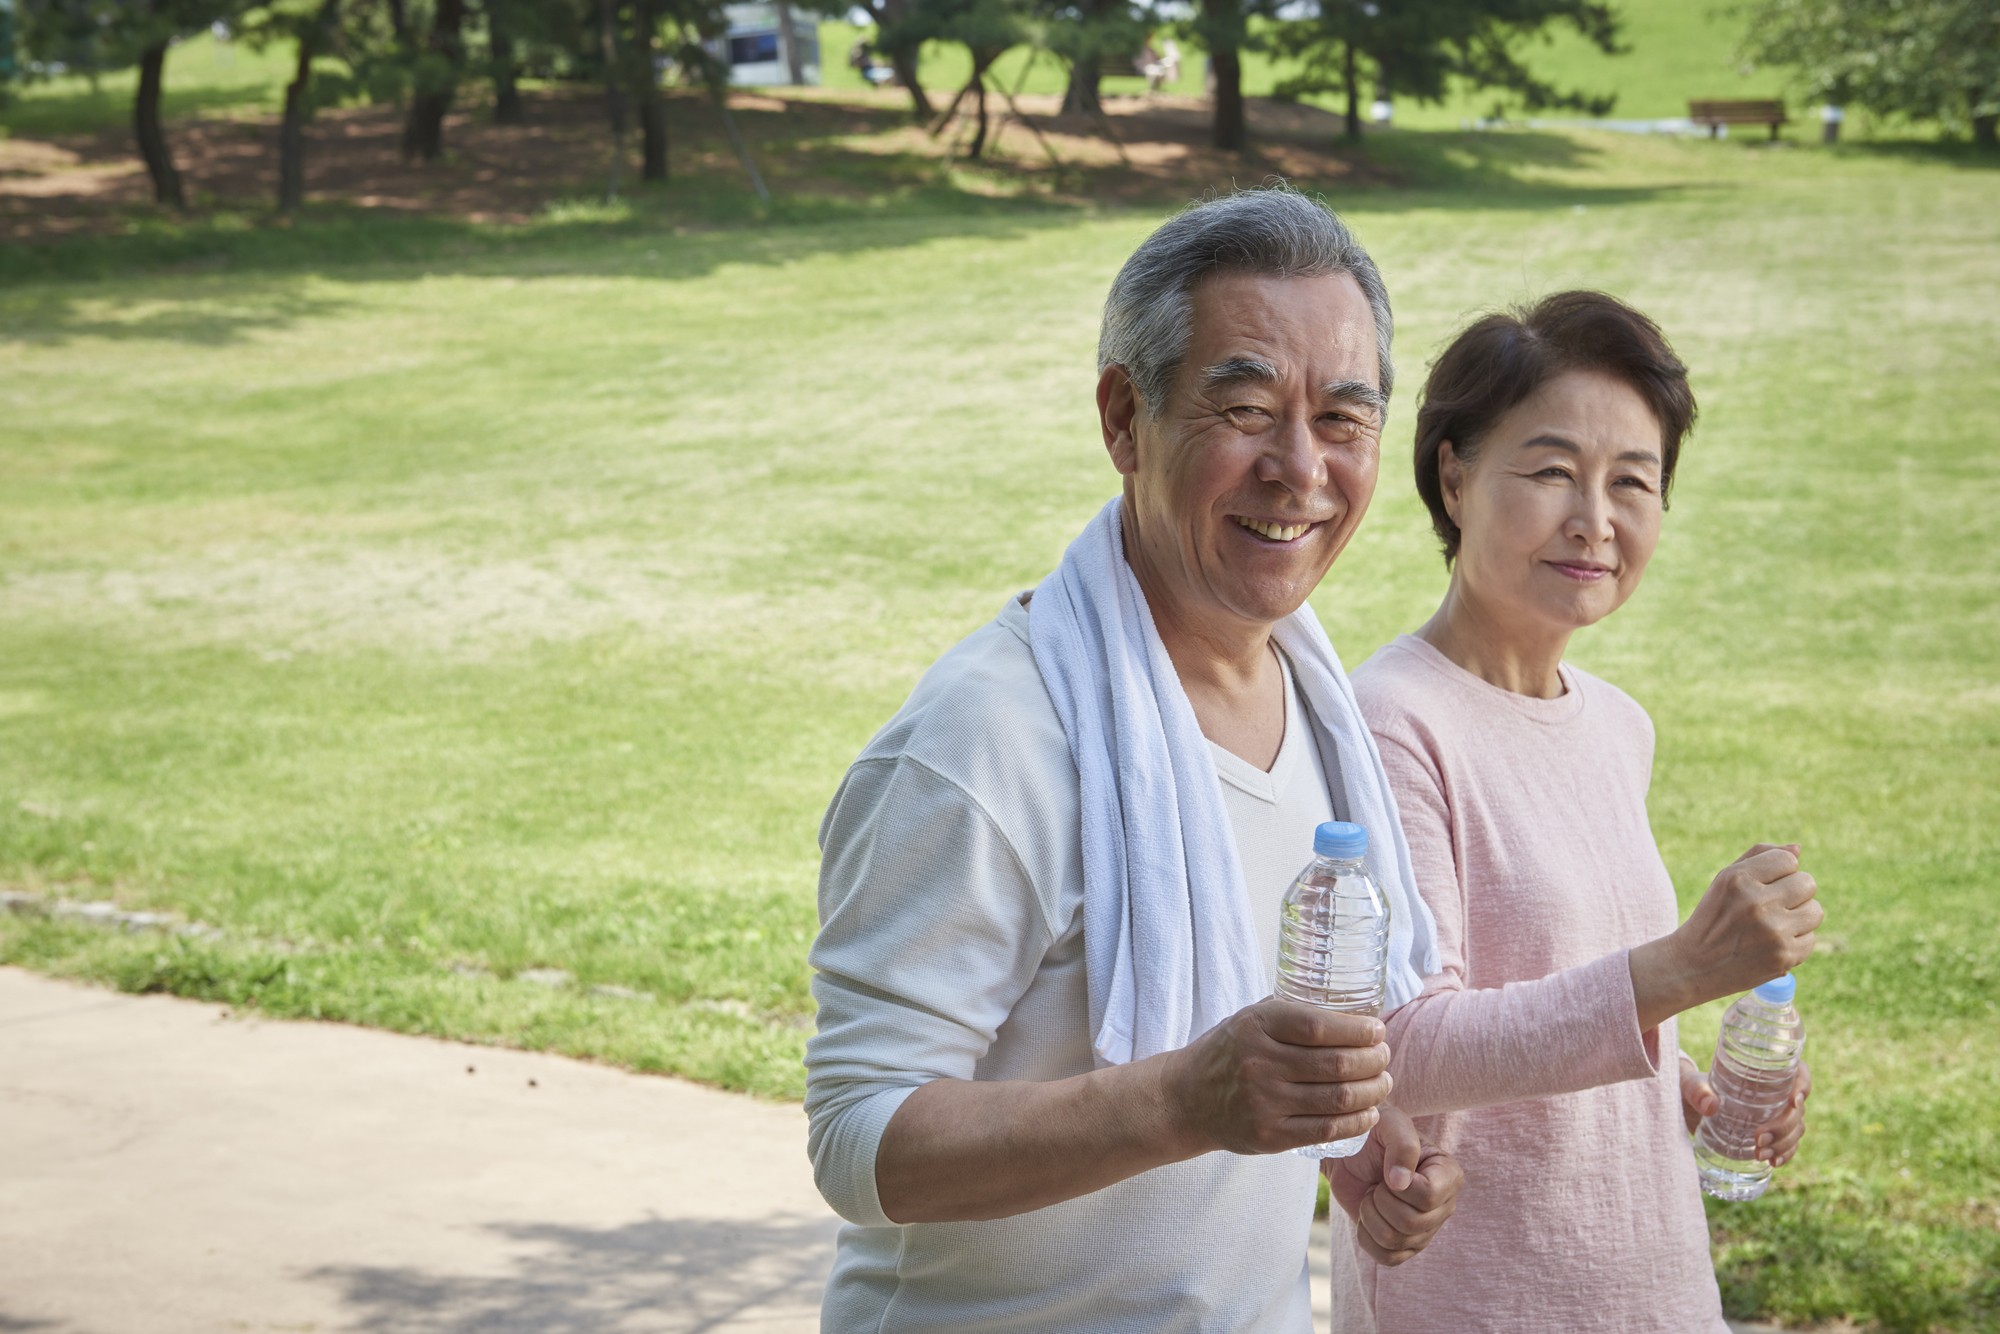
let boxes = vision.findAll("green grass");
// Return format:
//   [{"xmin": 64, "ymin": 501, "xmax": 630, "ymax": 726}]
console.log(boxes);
[
  {"xmin": 1, "ymin": 32, "xmax": 302, "ymax": 138},
  {"xmin": 3, "ymin": 70, "xmax": 1998, "ymax": 1334}
]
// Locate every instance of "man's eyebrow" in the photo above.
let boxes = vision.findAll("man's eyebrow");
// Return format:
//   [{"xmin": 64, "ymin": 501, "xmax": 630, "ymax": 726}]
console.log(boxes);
[
  {"xmin": 1522, "ymin": 434, "xmax": 1662, "ymax": 465},
  {"xmin": 1323, "ymin": 379, "xmax": 1388, "ymax": 417},
  {"xmin": 1200, "ymin": 357, "xmax": 1279, "ymax": 388}
]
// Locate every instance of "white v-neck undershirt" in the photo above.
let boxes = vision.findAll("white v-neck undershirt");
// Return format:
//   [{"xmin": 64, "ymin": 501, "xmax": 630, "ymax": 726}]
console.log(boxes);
[{"xmin": 1207, "ymin": 650, "xmax": 1338, "ymax": 984}]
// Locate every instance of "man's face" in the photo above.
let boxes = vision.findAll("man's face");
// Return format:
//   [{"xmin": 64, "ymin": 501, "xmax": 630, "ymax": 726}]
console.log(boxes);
[{"xmin": 1102, "ymin": 270, "xmax": 1385, "ymax": 638}]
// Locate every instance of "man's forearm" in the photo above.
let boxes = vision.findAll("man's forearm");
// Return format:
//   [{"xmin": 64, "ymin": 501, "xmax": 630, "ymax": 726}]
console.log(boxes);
[{"xmin": 875, "ymin": 1055, "xmax": 1197, "ymax": 1223}]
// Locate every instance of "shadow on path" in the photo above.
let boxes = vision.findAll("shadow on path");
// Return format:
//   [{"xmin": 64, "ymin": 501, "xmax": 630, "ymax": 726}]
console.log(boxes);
[{"xmin": 304, "ymin": 1212, "xmax": 839, "ymax": 1333}]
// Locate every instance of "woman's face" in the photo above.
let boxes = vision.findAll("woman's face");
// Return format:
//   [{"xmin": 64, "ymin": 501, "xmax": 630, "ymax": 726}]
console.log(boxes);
[{"xmin": 1441, "ymin": 369, "xmax": 1667, "ymax": 637}]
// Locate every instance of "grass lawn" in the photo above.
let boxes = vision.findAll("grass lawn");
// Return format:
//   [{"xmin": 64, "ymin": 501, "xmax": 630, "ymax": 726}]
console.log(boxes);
[{"xmin": 3, "ymin": 42, "xmax": 1998, "ymax": 1334}]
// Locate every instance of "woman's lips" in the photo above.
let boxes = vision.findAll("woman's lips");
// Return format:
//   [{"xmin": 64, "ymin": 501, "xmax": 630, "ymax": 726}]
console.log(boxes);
[{"xmin": 1548, "ymin": 561, "xmax": 1612, "ymax": 582}]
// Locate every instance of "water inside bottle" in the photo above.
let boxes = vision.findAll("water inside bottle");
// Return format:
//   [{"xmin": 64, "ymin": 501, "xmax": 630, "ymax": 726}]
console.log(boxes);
[{"xmin": 1276, "ymin": 861, "xmax": 1388, "ymax": 1159}]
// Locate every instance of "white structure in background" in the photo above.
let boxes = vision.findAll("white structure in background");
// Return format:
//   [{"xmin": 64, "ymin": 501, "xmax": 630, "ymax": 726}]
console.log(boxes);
[{"xmin": 717, "ymin": 2, "xmax": 821, "ymax": 86}]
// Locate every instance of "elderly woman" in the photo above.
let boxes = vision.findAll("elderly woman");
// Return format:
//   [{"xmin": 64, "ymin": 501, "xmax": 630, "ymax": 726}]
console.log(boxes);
[{"xmin": 1335, "ymin": 291, "xmax": 1821, "ymax": 1332}]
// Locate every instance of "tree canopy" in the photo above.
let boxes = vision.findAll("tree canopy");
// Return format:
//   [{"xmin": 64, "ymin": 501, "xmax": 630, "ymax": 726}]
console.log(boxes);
[{"xmin": 1741, "ymin": 0, "xmax": 1999, "ymax": 145}]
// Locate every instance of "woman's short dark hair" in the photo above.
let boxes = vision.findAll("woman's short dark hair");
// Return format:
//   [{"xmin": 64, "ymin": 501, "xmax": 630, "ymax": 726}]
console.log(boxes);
[{"xmin": 1413, "ymin": 290, "xmax": 1697, "ymax": 566}]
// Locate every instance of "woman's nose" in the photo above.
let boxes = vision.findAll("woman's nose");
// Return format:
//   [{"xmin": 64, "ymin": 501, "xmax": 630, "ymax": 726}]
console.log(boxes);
[{"xmin": 1565, "ymin": 488, "xmax": 1616, "ymax": 543}]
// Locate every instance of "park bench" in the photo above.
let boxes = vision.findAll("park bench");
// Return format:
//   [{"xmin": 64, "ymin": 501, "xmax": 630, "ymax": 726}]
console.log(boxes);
[{"xmin": 1688, "ymin": 99, "xmax": 1789, "ymax": 140}]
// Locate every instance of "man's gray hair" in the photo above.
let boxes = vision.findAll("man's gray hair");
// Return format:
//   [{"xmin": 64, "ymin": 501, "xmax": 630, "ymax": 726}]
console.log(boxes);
[{"xmin": 1097, "ymin": 187, "xmax": 1394, "ymax": 413}]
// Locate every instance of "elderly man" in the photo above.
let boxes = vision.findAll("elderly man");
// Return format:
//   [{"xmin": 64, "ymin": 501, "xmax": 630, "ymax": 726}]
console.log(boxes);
[{"xmin": 806, "ymin": 189, "xmax": 1462, "ymax": 1332}]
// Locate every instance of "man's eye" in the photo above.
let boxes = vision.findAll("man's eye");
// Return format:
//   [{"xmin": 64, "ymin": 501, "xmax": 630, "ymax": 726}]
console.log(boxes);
[{"xmin": 1226, "ymin": 406, "xmax": 1270, "ymax": 424}]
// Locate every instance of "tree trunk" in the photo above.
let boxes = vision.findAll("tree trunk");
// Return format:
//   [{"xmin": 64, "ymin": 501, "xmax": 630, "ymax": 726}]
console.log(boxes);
[
  {"xmin": 632, "ymin": 0, "xmax": 666, "ymax": 181},
  {"xmin": 133, "ymin": 38, "xmax": 186, "ymax": 209},
  {"xmin": 386, "ymin": 0, "xmax": 412, "ymax": 46},
  {"xmin": 1204, "ymin": 0, "xmax": 1244, "ymax": 151},
  {"xmin": 1210, "ymin": 46, "xmax": 1243, "ymax": 150},
  {"xmin": 1061, "ymin": 59, "xmax": 1102, "ymax": 116},
  {"xmin": 1975, "ymin": 112, "xmax": 1997, "ymax": 147},
  {"xmin": 279, "ymin": 0, "xmax": 341, "ymax": 212},
  {"xmin": 1342, "ymin": 38, "xmax": 1361, "ymax": 142},
  {"xmin": 967, "ymin": 64, "xmax": 990, "ymax": 158},
  {"xmin": 598, "ymin": 0, "xmax": 627, "ymax": 199},
  {"xmin": 403, "ymin": 0, "xmax": 467, "ymax": 162},
  {"xmin": 488, "ymin": 0, "xmax": 524, "ymax": 124},
  {"xmin": 889, "ymin": 48, "xmax": 930, "ymax": 120},
  {"xmin": 870, "ymin": 0, "xmax": 930, "ymax": 120}
]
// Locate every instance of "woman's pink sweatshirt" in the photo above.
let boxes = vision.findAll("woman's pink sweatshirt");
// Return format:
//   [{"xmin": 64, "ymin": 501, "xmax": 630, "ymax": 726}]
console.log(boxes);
[{"xmin": 1340, "ymin": 635, "xmax": 1727, "ymax": 1334}]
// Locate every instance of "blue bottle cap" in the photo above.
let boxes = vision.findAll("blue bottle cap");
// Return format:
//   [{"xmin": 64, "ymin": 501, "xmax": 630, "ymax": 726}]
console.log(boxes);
[
  {"xmin": 1753, "ymin": 973, "xmax": 1797, "ymax": 1005},
  {"xmin": 1314, "ymin": 821, "xmax": 1368, "ymax": 859}
]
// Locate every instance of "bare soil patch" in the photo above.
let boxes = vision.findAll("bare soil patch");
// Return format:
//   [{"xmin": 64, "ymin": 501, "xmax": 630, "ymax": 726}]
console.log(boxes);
[{"xmin": 0, "ymin": 85, "xmax": 1396, "ymax": 243}]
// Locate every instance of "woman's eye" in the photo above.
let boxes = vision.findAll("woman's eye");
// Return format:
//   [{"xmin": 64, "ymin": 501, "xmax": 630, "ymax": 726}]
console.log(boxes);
[{"xmin": 1617, "ymin": 475, "xmax": 1657, "ymax": 492}]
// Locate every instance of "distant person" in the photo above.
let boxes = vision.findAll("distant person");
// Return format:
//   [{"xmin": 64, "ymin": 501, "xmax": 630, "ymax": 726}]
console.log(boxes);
[
  {"xmin": 1143, "ymin": 37, "xmax": 1182, "ymax": 94},
  {"xmin": 847, "ymin": 39, "xmax": 894, "ymax": 88},
  {"xmin": 805, "ymin": 188, "xmax": 1464, "ymax": 1332},
  {"xmin": 1333, "ymin": 291, "xmax": 1820, "ymax": 1333}
]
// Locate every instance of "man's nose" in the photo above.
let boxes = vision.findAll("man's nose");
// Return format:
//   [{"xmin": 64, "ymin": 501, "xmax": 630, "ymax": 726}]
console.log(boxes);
[{"xmin": 1257, "ymin": 413, "xmax": 1327, "ymax": 493}]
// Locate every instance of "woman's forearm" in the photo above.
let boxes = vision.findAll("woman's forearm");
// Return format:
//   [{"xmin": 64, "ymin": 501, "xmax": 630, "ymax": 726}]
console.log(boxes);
[
  {"xmin": 1384, "ymin": 950, "xmax": 1660, "ymax": 1118},
  {"xmin": 1628, "ymin": 934, "xmax": 1701, "ymax": 1031}
]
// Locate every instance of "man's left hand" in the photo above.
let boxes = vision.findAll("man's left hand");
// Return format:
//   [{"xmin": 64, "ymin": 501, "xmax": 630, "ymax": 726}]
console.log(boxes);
[{"xmin": 1325, "ymin": 1105, "xmax": 1461, "ymax": 1266}]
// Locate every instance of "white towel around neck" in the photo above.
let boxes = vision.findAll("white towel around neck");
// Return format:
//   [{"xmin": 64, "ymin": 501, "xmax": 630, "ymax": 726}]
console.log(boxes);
[{"xmin": 1028, "ymin": 497, "xmax": 1440, "ymax": 1067}]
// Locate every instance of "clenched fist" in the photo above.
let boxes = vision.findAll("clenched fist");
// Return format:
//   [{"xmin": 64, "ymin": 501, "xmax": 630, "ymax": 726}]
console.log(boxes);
[{"xmin": 1631, "ymin": 843, "xmax": 1823, "ymax": 1028}]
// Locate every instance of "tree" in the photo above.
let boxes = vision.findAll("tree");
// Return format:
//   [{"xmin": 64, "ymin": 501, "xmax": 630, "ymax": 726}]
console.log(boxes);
[
  {"xmin": 482, "ymin": 0, "xmax": 524, "ymax": 122},
  {"xmin": 402, "ymin": 0, "xmax": 466, "ymax": 160},
  {"xmin": 1044, "ymin": 0, "xmax": 1144, "ymax": 117},
  {"xmin": 238, "ymin": 0, "xmax": 346, "ymax": 210},
  {"xmin": 18, "ymin": 0, "xmax": 247, "ymax": 208},
  {"xmin": 1270, "ymin": 0, "xmax": 1619, "ymax": 142},
  {"xmin": 1741, "ymin": 0, "xmax": 1999, "ymax": 146},
  {"xmin": 851, "ymin": 0, "xmax": 933, "ymax": 120},
  {"xmin": 1194, "ymin": 0, "xmax": 1250, "ymax": 149},
  {"xmin": 921, "ymin": 0, "xmax": 1028, "ymax": 158}
]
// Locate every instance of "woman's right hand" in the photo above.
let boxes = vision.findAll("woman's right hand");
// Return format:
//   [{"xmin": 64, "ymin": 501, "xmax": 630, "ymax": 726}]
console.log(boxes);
[{"xmin": 1630, "ymin": 844, "xmax": 1823, "ymax": 1029}]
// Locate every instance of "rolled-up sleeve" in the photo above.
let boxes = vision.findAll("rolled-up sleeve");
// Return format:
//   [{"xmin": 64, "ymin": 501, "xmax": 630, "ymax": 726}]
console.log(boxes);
[{"xmin": 804, "ymin": 754, "xmax": 1057, "ymax": 1226}]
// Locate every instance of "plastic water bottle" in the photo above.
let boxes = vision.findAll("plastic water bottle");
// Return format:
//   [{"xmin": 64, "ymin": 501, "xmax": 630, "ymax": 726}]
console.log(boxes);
[
  {"xmin": 1694, "ymin": 973, "xmax": 1806, "ymax": 1201},
  {"xmin": 1275, "ymin": 820, "xmax": 1391, "ymax": 1159}
]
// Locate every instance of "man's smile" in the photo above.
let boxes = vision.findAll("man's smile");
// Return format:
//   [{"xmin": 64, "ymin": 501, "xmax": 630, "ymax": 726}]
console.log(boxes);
[{"xmin": 1232, "ymin": 515, "xmax": 1321, "ymax": 544}]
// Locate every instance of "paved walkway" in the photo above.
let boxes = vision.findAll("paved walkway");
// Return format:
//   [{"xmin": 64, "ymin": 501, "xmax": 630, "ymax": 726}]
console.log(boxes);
[
  {"xmin": 2, "ymin": 967, "xmax": 844, "ymax": 1333},
  {"xmin": 3, "ymin": 967, "xmax": 1783, "ymax": 1333}
]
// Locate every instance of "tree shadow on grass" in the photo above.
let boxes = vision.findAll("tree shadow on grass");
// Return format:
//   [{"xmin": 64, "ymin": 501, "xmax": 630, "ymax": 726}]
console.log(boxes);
[
  {"xmin": 0, "ymin": 83, "xmax": 282, "ymax": 140},
  {"xmin": 0, "ymin": 280, "xmax": 353, "ymax": 346},
  {"xmin": 303, "ymin": 1212, "xmax": 841, "ymax": 1333},
  {"xmin": 0, "ymin": 87, "xmax": 1686, "ymax": 304}
]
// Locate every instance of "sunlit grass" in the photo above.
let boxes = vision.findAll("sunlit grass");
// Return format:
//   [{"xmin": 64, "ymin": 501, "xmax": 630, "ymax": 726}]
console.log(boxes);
[{"xmin": 1, "ymin": 102, "xmax": 1996, "ymax": 1332}]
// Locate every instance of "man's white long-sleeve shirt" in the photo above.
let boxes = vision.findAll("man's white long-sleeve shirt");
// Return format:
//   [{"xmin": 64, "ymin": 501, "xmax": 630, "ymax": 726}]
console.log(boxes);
[{"xmin": 805, "ymin": 594, "xmax": 1327, "ymax": 1333}]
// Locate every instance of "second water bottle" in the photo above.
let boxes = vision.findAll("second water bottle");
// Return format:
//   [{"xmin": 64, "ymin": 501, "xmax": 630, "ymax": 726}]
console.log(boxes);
[
  {"xmin": 1275, "ymin": 820, "xmax": 1391, "ymax": 1159},
  {"xmin": 1695, "ymin": 973, "xmax": 1806, "ymax": 1201}
]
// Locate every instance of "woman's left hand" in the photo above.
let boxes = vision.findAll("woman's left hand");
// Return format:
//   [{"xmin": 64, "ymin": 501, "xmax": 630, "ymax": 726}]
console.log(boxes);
[{"xmin": 1679, "ymin": 1055, "xmax": 1812, "ymax": 1166}]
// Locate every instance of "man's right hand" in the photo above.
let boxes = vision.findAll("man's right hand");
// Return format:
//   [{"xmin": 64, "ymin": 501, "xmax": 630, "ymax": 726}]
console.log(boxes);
[
  {"xmin": 1163, "ymin": 998, "xmax": 1392, "ymax": 1157},
  {"xmin": 1631, "ymin": 843, "xmax": 1822, "ymax": 1030}
]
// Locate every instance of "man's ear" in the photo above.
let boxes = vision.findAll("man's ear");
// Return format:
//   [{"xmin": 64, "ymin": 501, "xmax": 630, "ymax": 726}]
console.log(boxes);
[
  {"xmin": 1098, "ymin": 365, "xmax": 1143, "ymax": 476},
  {"xmin": 1437, "ymin": 441, "xmax": 1464, "ymax": 525}
]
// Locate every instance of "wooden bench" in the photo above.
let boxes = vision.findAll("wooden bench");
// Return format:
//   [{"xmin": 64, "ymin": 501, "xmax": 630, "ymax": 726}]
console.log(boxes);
[{"xmin": 1688, "ymin": 99, "xmax": 1788, "ymax": 140}]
